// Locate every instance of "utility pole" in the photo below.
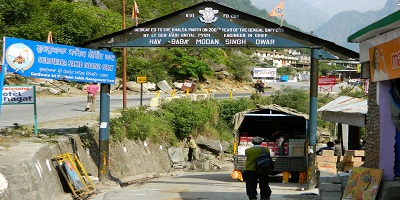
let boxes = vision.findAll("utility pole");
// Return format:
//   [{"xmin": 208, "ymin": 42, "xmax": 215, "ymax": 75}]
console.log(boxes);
[
  {"xmin": 122, "ymin": 0, "xmax": 127, "ymax": 110},
  {"xmin": 307, "ymin": 47, "xmax": 319, "ymax": 190}
]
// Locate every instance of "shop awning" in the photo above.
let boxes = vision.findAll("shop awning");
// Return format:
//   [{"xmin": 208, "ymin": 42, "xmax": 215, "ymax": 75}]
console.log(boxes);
[{"xmin": 318, "ymin": 96, "xmax": 367, "ymax": 127}]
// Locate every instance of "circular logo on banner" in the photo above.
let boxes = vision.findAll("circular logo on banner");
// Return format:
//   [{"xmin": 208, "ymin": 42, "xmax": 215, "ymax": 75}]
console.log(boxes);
[{"xmin": 6, "ymin": 43, "xmax": 34, "ymax": 72}]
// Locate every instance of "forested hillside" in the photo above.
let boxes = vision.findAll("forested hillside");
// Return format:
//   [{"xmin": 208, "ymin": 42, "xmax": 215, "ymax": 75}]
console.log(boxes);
[{"xmin": 0, "ymin": 0, "xmax": 303, "ymax": 84}]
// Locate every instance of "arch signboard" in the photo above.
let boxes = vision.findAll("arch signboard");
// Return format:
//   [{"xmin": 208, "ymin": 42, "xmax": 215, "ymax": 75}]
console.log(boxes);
[{"xmin": 82, "ymin": 1, "xmax": 358, "ymax": 60}]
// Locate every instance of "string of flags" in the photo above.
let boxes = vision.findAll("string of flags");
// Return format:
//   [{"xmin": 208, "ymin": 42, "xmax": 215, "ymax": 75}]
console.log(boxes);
[
  {"xmin": 269, "ymin": 0, "xmax": 284, "ymax": 27},
  {"xmin": 132, "ymin": 0, "xmax": 140, "ymax": 26}
]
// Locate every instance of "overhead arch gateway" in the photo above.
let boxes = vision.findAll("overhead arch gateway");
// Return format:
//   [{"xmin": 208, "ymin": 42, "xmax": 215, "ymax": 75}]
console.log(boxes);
[
  {"xmin": 82, "ymin": 1, "xmax": 358, "ymax": 60},
  {"xmin": 81, "ymin": 1, "xmax": 359, "ymax": 186}
]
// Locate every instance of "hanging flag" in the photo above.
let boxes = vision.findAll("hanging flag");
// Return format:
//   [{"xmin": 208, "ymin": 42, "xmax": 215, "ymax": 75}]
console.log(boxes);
[
  {"xmin": 132, "ymin": 1, "xmax": 140, "ymax": 26},
  {"xmin": 269, "ymin": 0, "xmax": 284, "ymax": 27},
  {"xmin": 47, "ymin": 31, "xmax": 53, "ymax": 44},
  {"xmin": 269, "ymin": 0, "xmax": 284, "ymax": 17}
]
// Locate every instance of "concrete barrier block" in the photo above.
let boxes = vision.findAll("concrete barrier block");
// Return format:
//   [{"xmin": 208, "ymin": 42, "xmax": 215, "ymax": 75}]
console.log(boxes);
[
  {"xmin": 320, "ymin": 190, "xmax": 342, "ymax": 198},
  {"xmin": 319, "ymin": 175, "xmax": 341, "ymax": 183},
  {"xmin": 320, "ymin": 183, "xmax": 342, "ymax": 192},
  {"xmin": 196, "ymin": 94, "xmax": 208, "ymax": 100},
  {"xmin": 337, "ymin": 172, "xmax": 350, "ymax": 182},
  {"xmin": 329, "ymin": 176, "xmax": 342, "ymax": 184},
  {"xmin": 149, "ymin": 97, "xmax": 161, "ymax": 107},
  {"xmin": 321, "ymin": 197, "xmax": 342, "ymax": 200}
]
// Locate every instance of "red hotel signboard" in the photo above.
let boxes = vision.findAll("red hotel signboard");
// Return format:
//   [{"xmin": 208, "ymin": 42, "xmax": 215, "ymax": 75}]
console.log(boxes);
[
  {"xmin": 318, "ymin": 76, "xmax": 336, "ymax": 85},
  {"xmin": 318, "ymin": 76, "xmax": 336, "ymax": 92}
]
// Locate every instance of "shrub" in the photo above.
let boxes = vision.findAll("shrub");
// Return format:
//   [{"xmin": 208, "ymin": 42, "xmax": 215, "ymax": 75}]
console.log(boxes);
[
  {"xmin": 250, "ymin": 93, "xmax": 273, "ymax": 105},
  {"xmin": 161, "ymin": 99, "xmax": 218, "ymax": 140},
  {"xmin": 271, "ymin": 87, "xmax": 309, "ymax": 113},
  {"xmin": 218, "ymin": 97, "xmax": 255, "ymax": 123},
  {"xmin": 338, "ymin": 86, "xmax": 365, "ymax": 98},
  {"xmin": 109, "ymin": 108, "xmax": 176, "ymax": 145}
]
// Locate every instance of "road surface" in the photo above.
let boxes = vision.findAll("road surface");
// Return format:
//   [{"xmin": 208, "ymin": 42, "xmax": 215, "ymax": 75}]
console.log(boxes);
[
  {"xmin": 0, "ymin": 92, "xmax": 251, "ymax": 129},
  {"xmin": 0, "ymin": 81, "xmax": 336, "ymax": 129},
  {"xmin": 88, "ymin": 169, "xmax": 319, "ymax": 200}
]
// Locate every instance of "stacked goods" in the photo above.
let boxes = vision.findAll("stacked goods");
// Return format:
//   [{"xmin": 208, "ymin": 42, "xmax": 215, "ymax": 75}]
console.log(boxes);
[
  {"xmin": 288, "ymin": 139, "xmax": 306, "ymax": 156},
  {"xmin": 341, "ymin": 150, "xmax": 365, "ymax": 172},
  {"xmin": 316, "ymin": 150, "xmax": 337, "ymax": 175},
  {"xmin": 261, "ymin": 142, "xmax": 288, "ymax": 156},
  {"xmin": 237, "ymin": 136, "xmax": 254, "ymax": 155},
  {"xmin": 318, "ymin": 173, "xmax": 351, "ymax": 200}
]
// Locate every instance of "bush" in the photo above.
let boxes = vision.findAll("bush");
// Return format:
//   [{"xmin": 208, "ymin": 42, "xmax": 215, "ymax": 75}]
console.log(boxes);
[
  {"xmin": 250, "ymin": 93, "xmax": 273, "ymax": 105},
  {"xmin": 271, "ymin": 87, "xmax": 309, "ymax": 113},
  {"xmin": 110, "ymin": 108, "xmax": 176, "ymax": 145},
  {"xmin": 339, "ymin": 86, "xmax": 365, "ymax": 98},
  {"xmin": 218, "ymin": 97, "xmax": 255, "ymax": 123},
  {"xmin": 161, "ymin": 99, "xmax": 219, "ymax": 140}
]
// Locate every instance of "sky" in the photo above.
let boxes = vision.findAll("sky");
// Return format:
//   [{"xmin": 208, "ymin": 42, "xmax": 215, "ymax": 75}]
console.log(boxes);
[{"xmin": 301, "ymin": 0, "xmax": 387, "ymax": 16}]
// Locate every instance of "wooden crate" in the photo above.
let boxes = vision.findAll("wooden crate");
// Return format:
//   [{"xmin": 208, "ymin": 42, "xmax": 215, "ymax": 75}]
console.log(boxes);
[
  {"xmin": 317, "ymin": 162, "xmax": 336, "ymax": 168},
  {"xmin": 344, "ymin": 161, "xmax": 364, "ymax": 167},
  {"xmin": 321, "ymin": 150, "xmax": 334, "ymax": 156},
  {"xmin": 345, "ymin": 150, "xmax": 365, "ymax": 157},
  {"xmin": 343, "ymin": 156, "xmax": 363, "ymax": 162},
  {"xmin": 316, "ymin": 156, "xmax": 337, "ymax": 163}
]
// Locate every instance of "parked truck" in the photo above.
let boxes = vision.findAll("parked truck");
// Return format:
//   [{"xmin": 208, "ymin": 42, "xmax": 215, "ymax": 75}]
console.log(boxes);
[{"xmin": 232, "ymin": 104, "xmax": 309, "ymax": 183}]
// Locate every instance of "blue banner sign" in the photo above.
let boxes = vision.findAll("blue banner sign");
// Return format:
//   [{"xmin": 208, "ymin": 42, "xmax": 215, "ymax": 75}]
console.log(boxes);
[
  {"xmin": 0, "ymin": 64, "xmax": 4, "ymax": 112},
  {"xmin": 3, "ymin": 37, "xmax": 117, "ymax": 84}
]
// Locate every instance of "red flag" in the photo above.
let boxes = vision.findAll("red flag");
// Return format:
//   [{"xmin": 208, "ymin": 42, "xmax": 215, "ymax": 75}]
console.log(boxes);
[
  {"xmin": 132, "ymin": 1, "xmax": 140, "ymax": 26},
  {"xmin": 47, "ymin": 31, "xmax": 53, "ymax": 44}
]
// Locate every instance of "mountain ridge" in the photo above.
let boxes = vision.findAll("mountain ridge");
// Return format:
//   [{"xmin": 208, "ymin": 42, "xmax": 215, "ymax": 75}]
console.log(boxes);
[{"xmin": 249, "ymin": 0, "xmax": 398, "ymax": 52}]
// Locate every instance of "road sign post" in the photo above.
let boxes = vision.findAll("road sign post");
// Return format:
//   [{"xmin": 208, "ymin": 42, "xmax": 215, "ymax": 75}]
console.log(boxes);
[{"xmin": 136, "ymin": 76, "xmax": 147, "ymax": 106}]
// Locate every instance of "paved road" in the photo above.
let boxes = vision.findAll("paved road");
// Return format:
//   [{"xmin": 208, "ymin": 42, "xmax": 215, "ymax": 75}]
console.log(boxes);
[
  {"xmin": 0, "ymin": 81, "xmax": 341, "ymax": 129},
  {"xmin": 0, "ymin": 92, "xmax": 251, "ymax": 129},
  {"xmin": 88, "ymin": 170, "xmax": 319, "ymax": 200}
]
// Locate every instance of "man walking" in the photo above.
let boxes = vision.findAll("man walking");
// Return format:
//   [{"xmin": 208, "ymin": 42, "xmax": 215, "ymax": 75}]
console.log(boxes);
[
  {"xmin": 245, "ymin": 136, "xmax": 272, "ymax": 200},
  {"xmin": 85, "ymin": 82, "xmax": 99, "ymax": 112}
]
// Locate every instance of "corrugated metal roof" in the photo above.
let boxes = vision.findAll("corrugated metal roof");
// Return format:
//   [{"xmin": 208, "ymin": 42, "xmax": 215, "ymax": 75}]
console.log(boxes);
[{"xmin": 318, "ymin": 96, "xmax": 367, "ymax": 114}]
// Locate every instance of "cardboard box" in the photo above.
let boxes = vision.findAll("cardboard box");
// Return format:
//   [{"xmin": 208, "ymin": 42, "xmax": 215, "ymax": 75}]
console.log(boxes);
[
  {"xmin": 316, "ymin": 156, "xmax": 337, "ymax": 163},
  {"xmin": 290, "ymin": 147, "xmax": 305, "ymax": 156},
  {"xmin": 319, "ymin": 166, "xmax": 337, "ymax": 174},
  {"xmin": 321, "ymin": 150, "xmax": 335, "ymax": 156},
  {"xmin": 317, "ymin": 162, "xmax": 337, "ymax": 168},
  {"xmin": 343, "ymin": 156, "xmax": 363, "ymax": 162},
  {"xmin": 345, "ymin": 150, "xmax": 365, "ymax": 157},
  {"xmin": 344, "ymin": 161, "xmax": 364, "ymax": 167},
  {"xmin": 290, "ymin": 142, "xmax": 305, "ymax": 147}
]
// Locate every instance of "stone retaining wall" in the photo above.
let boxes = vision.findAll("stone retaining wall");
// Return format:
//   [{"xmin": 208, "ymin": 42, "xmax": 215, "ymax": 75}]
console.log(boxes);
[{"xmin": 0, "ymin": 134, "xmax": 185, "ymax": 199}]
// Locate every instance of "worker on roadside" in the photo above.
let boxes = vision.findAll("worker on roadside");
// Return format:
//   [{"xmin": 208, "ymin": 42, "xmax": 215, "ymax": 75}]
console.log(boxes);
[
  {"xmin": 334, "ymin": 139, "xmax": 342, "ymax": 156},
  {"xmin": 185, "ymin": 136, "xmax": 197, "ymax": 161},
  {"xmin": 85, "ymin": 82, "xmax": 99, "ymax": 112},
  {"xmin": 316, "ymin": 141, "xmax": 335, "ymax": 155},
  {"xmin": 244, "ymin": 136, "xmax": 272, "ymax": 200}
]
